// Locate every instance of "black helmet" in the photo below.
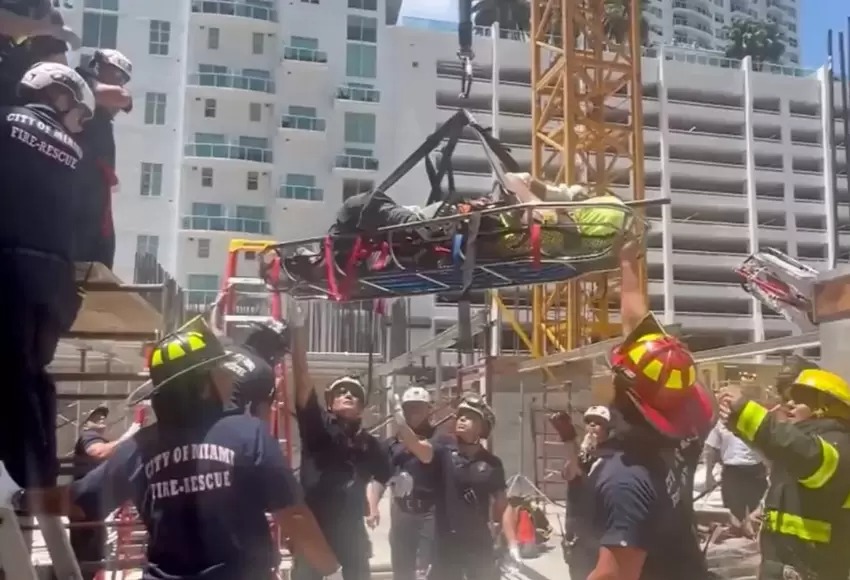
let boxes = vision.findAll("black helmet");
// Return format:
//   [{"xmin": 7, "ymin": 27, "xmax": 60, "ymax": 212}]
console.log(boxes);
[
  {"xmin": 244, "ymin": 318, "xmax": 289, "ymax": 363},
  {"xmin": 148, "ymin": 316, "xmax": 231, "ymax": 394},
  {"xmin": 457, "ymin": 392, "xmax": 496, "ymax": 437}
]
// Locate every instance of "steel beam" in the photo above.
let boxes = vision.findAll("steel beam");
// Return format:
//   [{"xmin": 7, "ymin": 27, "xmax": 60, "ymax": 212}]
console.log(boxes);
[{"xmin": 691, "ymin": 332, "xmax": 820, "ymax": 363}]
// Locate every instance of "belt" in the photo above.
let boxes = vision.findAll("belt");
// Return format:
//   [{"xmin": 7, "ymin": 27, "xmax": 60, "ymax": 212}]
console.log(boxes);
[{"xmin": 394, "ymin": 497, "xmax": 433, "ymax": 513}]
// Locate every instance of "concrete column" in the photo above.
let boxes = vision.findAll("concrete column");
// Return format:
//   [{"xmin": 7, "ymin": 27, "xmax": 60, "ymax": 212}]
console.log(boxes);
[
  {"xmin": 657, "ymin": 47, "xmax": 675, "ymax": 325},
  {"xmin": 819, "ymin": 65, "xmax": 838, "ymax": 267}
]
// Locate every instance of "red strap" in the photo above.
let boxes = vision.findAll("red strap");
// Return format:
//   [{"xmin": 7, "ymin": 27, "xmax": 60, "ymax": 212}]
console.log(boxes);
[
  {"xmin": 323, "ymin": 236, "xmax": 341, "ymax": 300},
  {"xmin": 340, "ymin": 237, "xmax": 365, "ymax": 300},
  {"xmin": 371, "ymin": 241, "xmax": 391, "ymax": 271},
  {"xmin": 530, "ymin": 223, "xmax": 542, "ymax": 268}
]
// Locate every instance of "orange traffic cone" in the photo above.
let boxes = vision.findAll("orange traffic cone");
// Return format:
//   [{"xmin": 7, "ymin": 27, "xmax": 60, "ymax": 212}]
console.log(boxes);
[{"xmin": 516, "ymin": 508, "xmax": 539, "ymax": 559}]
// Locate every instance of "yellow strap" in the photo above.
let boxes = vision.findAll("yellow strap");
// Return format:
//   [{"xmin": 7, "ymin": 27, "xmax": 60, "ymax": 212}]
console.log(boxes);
[
  {"xmin": 799, "ymin": 438, "xmax": 840, "ymax": 489},
  {"xmin": 764, "ymin": 510, "xmax": 832, "ymax": 543},
  {"xmin": 735, "ymin": 400, "xmax": 768, "ymax": 442}
]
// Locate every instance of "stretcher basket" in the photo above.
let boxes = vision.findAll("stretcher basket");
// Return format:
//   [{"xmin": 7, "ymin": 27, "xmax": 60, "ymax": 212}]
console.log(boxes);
[{"xmin": 260, "ymin": 201, "xmax": 650, "ymax": 302}]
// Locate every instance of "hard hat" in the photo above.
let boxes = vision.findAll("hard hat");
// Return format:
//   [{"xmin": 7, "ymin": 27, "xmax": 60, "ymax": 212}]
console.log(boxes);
[
  {"xmin": 90, "ymin": 48, "xmax": 132, "ymax": 82},
  {"xmin": 82, "ymin": 404, "xmax": 109, "ymax": 424},
  {"xmin": 457, "ymin": 392, "xmax": 495, "ymax": 437},
  {"xmin": 147, "ymin": 316, "xmax": 233, "ymax": 394},
  {"xmin": 791, "ymin": 369, "xmax": 850, "ymax": 408},
  {"xmin": 326, "ymin": 375, "xmax": 366, "ymax": 404},
  {"xmin": 244, "ymin": 318, "xmax": 290, "ymax": 361},
  {"xmin": 584, "ymin": 406, "xmax": 611, "ymax": 423},
  {"xmin": 610, "ymin": 313, "xmax": 716, "ymax": 440},
  {"xmin": 18, "ymin": 61, "xmax": 94, "ymax": 118},
  {"xmin": 401, "ymin": 386, "xmax": 431, "ymax": 405}
]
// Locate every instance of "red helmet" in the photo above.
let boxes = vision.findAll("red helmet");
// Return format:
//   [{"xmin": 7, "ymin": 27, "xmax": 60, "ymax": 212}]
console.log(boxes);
[{"xmin": 611, "ymin": 324, "xmax": 716, "ymax": 439}]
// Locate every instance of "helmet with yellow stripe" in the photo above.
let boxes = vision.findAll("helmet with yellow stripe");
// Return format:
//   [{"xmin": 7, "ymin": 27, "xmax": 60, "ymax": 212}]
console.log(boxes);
[
  {"xmin": 789, "ymin": 368, "xmax": 850, "ymax": 412},
  {"xmin": 148, "ymin": 316, "xmax": 231, "ymax": 394},
  {"xmin": 609, "ymin": 313, "xmax": 716, "ymax": 440}
]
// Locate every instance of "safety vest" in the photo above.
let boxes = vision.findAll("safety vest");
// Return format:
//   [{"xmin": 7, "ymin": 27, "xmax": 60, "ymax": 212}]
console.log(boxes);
[{"xmin": 729, "ymin": 405, "xmax": 850, "ymax": 579}]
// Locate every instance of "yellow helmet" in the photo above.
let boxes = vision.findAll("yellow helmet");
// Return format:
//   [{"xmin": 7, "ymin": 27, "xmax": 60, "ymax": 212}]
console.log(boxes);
[{"xmin": 792, "ymin": 369, "xmax": 850, "ymax": 408}]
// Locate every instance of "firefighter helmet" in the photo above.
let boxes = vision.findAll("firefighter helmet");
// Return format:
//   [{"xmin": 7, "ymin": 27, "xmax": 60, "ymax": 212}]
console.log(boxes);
[
  {"xmin": 791, "ymin": 369, "xmax": 850, "ymax": 408},
  {"xmin": 147, "ymin": 316, "xmax": 231, "ymax": 393},
  {"xmin": 457, "ymin": 392, "xmax": 495, "ymax": 437}
]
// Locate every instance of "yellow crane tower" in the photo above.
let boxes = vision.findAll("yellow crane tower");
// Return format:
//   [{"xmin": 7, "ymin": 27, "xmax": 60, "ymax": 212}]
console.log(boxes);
[{"xmin": 528, "ymin": 0, "xmax": 648, "ymax": 357}]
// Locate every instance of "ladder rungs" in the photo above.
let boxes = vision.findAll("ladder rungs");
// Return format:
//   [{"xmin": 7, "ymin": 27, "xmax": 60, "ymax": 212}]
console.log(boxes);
[{"xmin": 226, "ymin": 277, "xmax": 268, "ymax": 287}]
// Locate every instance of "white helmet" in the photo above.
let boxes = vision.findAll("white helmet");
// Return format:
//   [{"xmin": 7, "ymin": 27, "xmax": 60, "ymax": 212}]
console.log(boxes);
[
  {"xmin": 584, "ymin": 405, "xmax": 611, "ymax": 423},
  {"xmin": 90, "ymin": 49, "xmax": 133, "ymax": 82},
  {"xmin": 401, "ymin": 386, "xmax": 431, "ymax": 405},
  {"xmin": 19, "ymin": 61, "xmax": 95, "ymax": 118}
]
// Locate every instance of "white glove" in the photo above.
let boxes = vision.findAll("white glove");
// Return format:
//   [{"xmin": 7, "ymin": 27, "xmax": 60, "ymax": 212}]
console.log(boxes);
[
  {"xmin": 324, "ymin": 567, "xmax": 344, "ymax": 580},
  {"xmin": 390, "ymin": 472, "xmax": 414, "ymax": 498},
  {"xmin": 0, "ymin": 461, "xmax": 22, "ymax": 510},
  {"xmin": 509, "ymin": 545, "xmax": 521, "ymax": 562},
  {"xmin": 392, "ymin": 394, "xmax": 405, "ymax": 427},
  {"xmin": 118, "ymin": 422, "xmax": 142, "ymax": 443}
]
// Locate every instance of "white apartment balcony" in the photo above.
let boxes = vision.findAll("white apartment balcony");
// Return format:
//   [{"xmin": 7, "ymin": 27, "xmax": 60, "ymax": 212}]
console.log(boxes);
[
  {"xmin": 187, "ymin": 72, "xmax": 276, "ymax": 103},
  {"xmin": 650, "ymin": 219, "xmax": 831, "ymax": 247},
  {"xmin": 183, "ymin": 142, "xmax": 273, "ymax": 167},
  {"xmin": 180, "ymin": 214, "xmax": 271, "ymax": 235},
  {"xmin": 334, "ymin": 153, "xmax": 380, "ymax": 173},
  {"xmin": 279, "ymin": 115, "xmax": 327, "ymax": 137},
  {"xmin": 282, "ymin": 46, "xmax": 329, "ymax": 73},
  {"xmin": 335, "ymin": 85, "xmax": 381, "ymax": 106},
  {"xmin": 190, "ymin": 0, "xmax": 278, "ymax": 33},
  {"xmin": 278, "ymin": 184, "xmax": 324, "ymax": 202}
]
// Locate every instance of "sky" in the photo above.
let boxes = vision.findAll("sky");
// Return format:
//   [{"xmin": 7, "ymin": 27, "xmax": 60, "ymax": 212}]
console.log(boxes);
[{"xmin": 399, "ymin": 0, "xmax": 850, "ymax": 69}]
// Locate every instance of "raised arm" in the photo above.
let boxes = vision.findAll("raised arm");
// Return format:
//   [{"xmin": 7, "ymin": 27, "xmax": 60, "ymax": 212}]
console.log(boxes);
[
  {"xmin": 290, "ymin": 306, "xmax": 315, "ymax": 410},
  {"xmin": 619, "ymin": 240, "xmax": 647, "ymax": 337}
]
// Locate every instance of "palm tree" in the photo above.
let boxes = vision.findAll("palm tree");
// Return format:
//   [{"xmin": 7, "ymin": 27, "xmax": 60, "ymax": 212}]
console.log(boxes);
[
  {"xmin": 723, "ymin": 18, "xmax": 786, "ymax": 66},
  {"xmin": 472, "ymin": 0, "xmax": 530, "ymax": 32}
]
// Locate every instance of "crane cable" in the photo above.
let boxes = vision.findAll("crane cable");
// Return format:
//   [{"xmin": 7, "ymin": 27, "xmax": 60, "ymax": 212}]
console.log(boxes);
[{"xmin": 458, "ymin": 0, "xmax": 474, "ymax": 98}]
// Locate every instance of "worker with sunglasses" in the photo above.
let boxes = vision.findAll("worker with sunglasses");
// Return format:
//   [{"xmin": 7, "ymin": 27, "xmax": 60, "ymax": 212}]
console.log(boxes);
[
  {"xmin": 719, "ymin": 364, "xmax": 850, "ymax": 580},
  {"xmin": 290, "ymin": 306, "xmax": 392, "ymax": 580}
]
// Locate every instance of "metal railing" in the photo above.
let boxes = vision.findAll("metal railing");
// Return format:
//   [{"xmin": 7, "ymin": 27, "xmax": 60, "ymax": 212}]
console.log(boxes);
[
  {"xmin": 191, "ymin": 0, "xmax": 277, "ymax": 22},
  {"xmin": 280, "ymin": 115, "xmax": 326, "ymax": 131},
  {"xmin": 188, "ymin": 72, "xmax": 275, "ymax": 93},
  {"xmin": 335, "ymin": 154, "xmax": 379, "ymax": 170},
  {"xmin": 133, "ymin": 252, "xmax": 186, "ymax": 330},
  {"xmin": 279, "ymin": 184, "xmax": 324, "ymax": 200},
  {"xmin": 336, "ymin": 85, "xmax": 381, "ymax": 103},
  {"xmin": 283, "ymin": 46, "xmax": 328, "ymax": 63},
  {"xmin": 181, "ymin": 215, "xmax": 272, "ymax": 234},
  {"xmin": 184, "ymin": 143, "xmax": 273, "ymax": 164}
]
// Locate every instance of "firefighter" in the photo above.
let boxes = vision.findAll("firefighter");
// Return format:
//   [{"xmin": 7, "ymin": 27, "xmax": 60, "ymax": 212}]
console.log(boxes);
[
  {"xmin": 290, "ymin": 306, "xmax": 392, "ymax": 580},
  {"xmin": 226, "ymin": 319, "xmax": 290, "ymax": 422},
  {"xmin": 428, "ymin": 392, "xmax": 517, "ymax": 580},
  {"xmin": 367, "ymin": 386, "xmax": 437, "ymax": 580},
  {"xmin": 0, "ymin": 316, "xmax": 345, "ymax": 580},
  {"xmin": 718, "ymin": 367, "xmax": 850, "ymax": 579}
]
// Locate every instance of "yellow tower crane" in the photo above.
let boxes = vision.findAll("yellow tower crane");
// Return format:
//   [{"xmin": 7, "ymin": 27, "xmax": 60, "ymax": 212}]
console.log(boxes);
[{"xmin": 528, "ymin": 0, "xmax": 648, "ymax": 357}]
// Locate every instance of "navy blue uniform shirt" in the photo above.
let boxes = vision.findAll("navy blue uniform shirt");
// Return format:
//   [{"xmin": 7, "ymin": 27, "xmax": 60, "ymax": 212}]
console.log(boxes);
[
  {"xmin": 574, "ymin": 446, "xmax": 708, "ymax": 580},
  {"xmin": 432, "ymin": 437, "xmax": 506, "ymax": 546},
  {"xmin": 72, "ymin": 428, "xmax": 108, "ymax": 481},
  {"xmin": 384, "ymin": 425, "xmax": 437, "ymax": 501},
  {"xmin": 71, "ymin": 413, "xmax": 299, "ymax": 580},
  {"xmin": 297, "ymin": 391, "xmax": 391, "ymax": 524}
]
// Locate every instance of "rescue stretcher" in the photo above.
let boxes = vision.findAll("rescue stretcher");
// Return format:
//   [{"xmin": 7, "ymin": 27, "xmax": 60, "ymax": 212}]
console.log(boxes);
[
  {"xmin": 735, "ymin": 247, "xmax": 819, "ymax": 330},
  {"xmin": 259, "ymin": 109, "xmax": 661, "ymax": 302}
]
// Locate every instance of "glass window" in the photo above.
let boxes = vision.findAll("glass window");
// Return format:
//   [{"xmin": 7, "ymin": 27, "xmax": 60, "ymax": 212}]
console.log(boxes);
[
  {"xmin": 345, "ymin": 43, "xmax": 377, "ymax": 78},
  {"xmin": 288, "ymin": 105, "xmax": 317, "ymax": 117},
  {"xmin": 81, "ymin": 12, "xmax": 118, "ymax": 48},
  {"xmin": 344, "ymin": 112, "xmax": 376, "ymax": 144},
  {"xmin": 84, "ymin": 0, "xmax": 119, "ymax": 9},
  {"xmin": 198, "ymin": 63, "xmax": 227, "ymax": 73},
  {"xmin": 144, "ymin": 92, "xmax": 167, "ymax": 125},
  {"xmin": 204, "ymin": 98, "xmax": 216, "ymax": 118},
  {"xmin": 235, "ymin": 205, "xmax": 266, "ymax": 220},
  {"xmin": 342, "ymin": 178, "xmax": 373, "ymax": 200},
  {"xmin": 347, "ymin": 15, "xmax": 377, "ymax": 43},
  {"xmin": 247, "ymin": 171, "xmax": 259, "ymax": 190},
  {"xmin": 242, "ymin": 68, "xmax": 270, "ymax": 79},
  {"xmin": 194, "ymin": 133, "xmax": 226, "ymax": 144},
  {"xmin": 197, "ymin": 238, "xmax": 211, "ymax": 259},
  {"xmin": 252, "ymin": 32, "xmax": 265, "ymax": 54},
  {"xmin": 208, "ymin": 27, "xmax": 220, "ymax": 49},
  {"xmin": 187, "ymin": 274, "xmax": 219, "ymax": 290},
  {"xmin": 140, "ymin": 163, "xmax": 163, "ymax": 197},
  {"xmin": 290, "ymin": 36, "xmax": 318, "ymax": 49},
  {"xmin": 249, "ymin": 102, "xmax": 262, "ymax": 122},
  {"xmin": 192, "ymin": 202, "xmax": 224, "ymax": 216},
  {"xmin": 347, "ymin": 0, "xmax": 377, "ymax": 10},
  {"xmin": 149, "ymin": 20, "xmax": 170, "ymax": 55},
  {"xmin": 201, "ymin": 167, "xmax": 213, "ymax": 187},
  {"xmin": 286, "ymin": 173, "xmax": 316, "ymax": 187},
  {"xmin": 136, "ymin": 234, "xmax": 159, "ymax": 258}
]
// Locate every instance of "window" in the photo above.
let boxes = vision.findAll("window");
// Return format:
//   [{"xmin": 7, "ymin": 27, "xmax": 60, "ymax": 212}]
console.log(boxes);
[
  {"xmin": 346, "ymin": 43, "xmax": 377, "ymax": 78},
  {"xmin": 347, "ymin": 16, "xmax": 377, "ymax": 43},
  {"xmin": 249, "ymin": 102, "xmax": 262, "ymax": 122},
  {"xmin": 236, "ymin": 205, "xmax": 266, "ymax": 220},
  {"xmin": 247, "ymin": 171, "xmax": 259, "ymax": 190},
  {"xmin": 84, "ymin": 0, "xmax": 118, "ymax": 8},
  {"xmin": 301, "ymin": 0, "xmax": 319, "ymax": 3},
  {"xmin": 192, "ymin": 202, "xmax": 224, "ymax": 216},
  {"xmin": 140, "ymin": 163, "xmax": 163, "ymax": 197},
  {"xmin": 186, "ymin": 274, "xmax": 220, "ymax": 307},
  {"xmin": 81, "ymin": 12, "xmax": 118, "ymax": 48},
  {"xmin": 344, "ymin": 112, "xmax": 376, "ymax": 144},
  {"xmin": 144, "ymin": 92, "xmax": 167, "ymax": 125},
  {"xmin": 289, "ymin": 105, "xmax": 317, "ymax": 117},
  {"xmin": 201, "ymin": 167, "xmax": 213, "ymax": 187},
  {"xmin": 348, "ymin": 0, "xmax": 376, "ymax": 10},
  {"xmin": 136, "ymin": 234, "xmax": 159, "ymax": 258},
  {"xmin": 342, "ymin": 178, "xmax": 373, "ymax": 200},
  {"xmin": 197, "ymin": 238, "xmax": 211, "ymax": 259},
  {"xmin": 194, "ymin": 132, "xmax": 226, "ymax": 144},
  {"xmin": 208, "ymin": 27, "xmax": 220, "ymax": 49},
  {"xmin": 291, "ymin": 36, "xmax": 318, "ymax": 50},
  {"xmin": 282, "ymin": 174, "xmax": 323, "ymax": 201},
  {"xmin": 204, "ymin": 98, "xmax": 216, "ymax": 118},
  {"xmin": 252, "ymin": 32, "xmax": 264, "ymax": 55},
  {"xmin": 149, "ymin": 20, "xmax": 170, "ymax": 55}
]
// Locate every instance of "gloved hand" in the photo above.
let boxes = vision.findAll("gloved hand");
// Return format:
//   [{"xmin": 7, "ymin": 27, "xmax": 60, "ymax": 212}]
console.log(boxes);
[
  {"xmin": 118, "ymin": 422, "xmax": 142, "ymax": 443},
  {"xmin": 392, "ymin": 394, "xmax": 405, "ymax": 427},
  {"xmin": 324, "ymin": 567, "xmax": 344, "ymax": 580},
  {"xmin": 390, "ymin": 472, "xmax": 414, "ymax": 498},
  {"xmin": 0, "ymin": 461, "xmax": 22, "ymax": 510},
  {"xmin": 548, "ymin": 411, "xmax": 578, "ymax": 443},
  {"xmin": 509, "ymin": 545, "xmax": 522, "ymax": 563}
]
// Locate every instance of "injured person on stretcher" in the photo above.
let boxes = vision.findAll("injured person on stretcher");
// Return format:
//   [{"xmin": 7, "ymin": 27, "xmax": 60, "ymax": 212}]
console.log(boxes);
[{"xmin": 329, "ymin": 172, "xmax": 628, "ymax": 257}]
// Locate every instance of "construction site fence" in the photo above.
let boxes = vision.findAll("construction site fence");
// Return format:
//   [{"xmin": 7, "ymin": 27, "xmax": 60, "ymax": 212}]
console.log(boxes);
[{"xmin": 133, "ymin": 252, "xmax": 186, "ymax": 331}]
